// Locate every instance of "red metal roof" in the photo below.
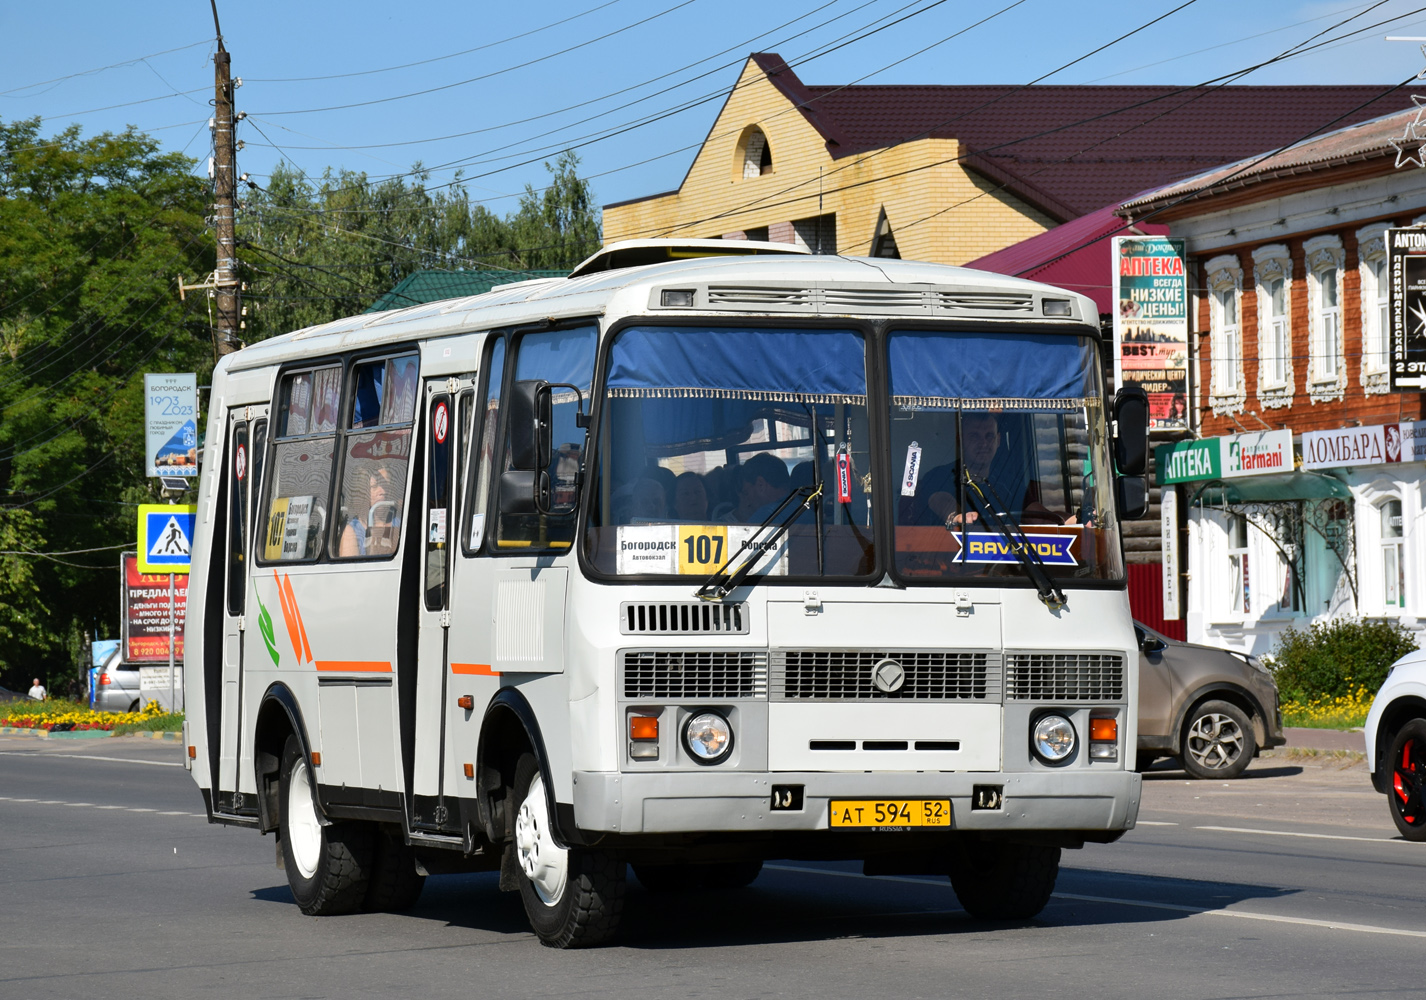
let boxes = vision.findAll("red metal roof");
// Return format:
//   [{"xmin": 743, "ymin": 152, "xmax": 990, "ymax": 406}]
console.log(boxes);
[
  {"xmin": 964, "ymin": 205, "xmax": 1168, "ymax": 315},
  {"xmin": 751, "ymin": 53, "xmax": 1413, "ymax": 222}
]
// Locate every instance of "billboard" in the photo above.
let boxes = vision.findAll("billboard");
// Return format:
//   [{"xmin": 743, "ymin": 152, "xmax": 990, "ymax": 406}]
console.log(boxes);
[
  {"xmin": 1389, "ymin": 228, "xmax": 1426, "ymax": 391},
  {"xmin": 120, "ymin": 552, "xmax": 188, "ymax": 663},
  {"xmin": 144, "ymin": 372, "xmax": 198, "ymax": 477},
  {"xmin": 1112, "ymin": 236, "xmax": 1189, "ymax": 431}
]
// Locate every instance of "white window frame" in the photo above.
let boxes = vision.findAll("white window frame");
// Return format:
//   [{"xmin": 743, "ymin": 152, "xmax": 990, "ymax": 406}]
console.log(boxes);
[
  {"xmin": 1305, "ymin": 234, "xmax": 1346, "ymax": 402},
  {"xmin": 1251, "ymin": 244, "xmax": 1293, "ymax": 406},
  {"xmin": 1357, "ymin": 223, "xmax": 1390, "ymax": 393},
  {"xmin": 1205, "ymin": 254, "xmax": 1245, "ymax": 415}
]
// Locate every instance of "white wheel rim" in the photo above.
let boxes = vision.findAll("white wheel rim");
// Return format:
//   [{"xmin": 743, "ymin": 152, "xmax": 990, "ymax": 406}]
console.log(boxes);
[
  {"xmin": 514, "ymin": 772, "xmax": 568, "ymax": 905},
  {"xmin": 1187, "ymin": 713, "xmax": 1244, "ymax": 770},
  {"xmin": 287, "ymin": 759, "xmax": 322, "ymax": 879}
]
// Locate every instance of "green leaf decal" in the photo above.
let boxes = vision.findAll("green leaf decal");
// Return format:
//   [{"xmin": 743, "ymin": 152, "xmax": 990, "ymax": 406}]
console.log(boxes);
[{"xmin": 257, "ymin": 596, "xmax": 280, "ymax": 667}]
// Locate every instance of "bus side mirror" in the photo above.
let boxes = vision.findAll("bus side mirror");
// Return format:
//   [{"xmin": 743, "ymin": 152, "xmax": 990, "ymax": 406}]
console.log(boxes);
[
  {"xmin": 1116, "ymin": 474, "xmax": 1148, "ymax": 520},
  {"xmin": 1112, "ymin": 384, "xmax": 1148, "ymax": 476},
  {"xmin": 508, "ymin": 380, "xmax": 552, "ymax": 472},
  {"xmin": 498, "ymin": 470, "xmax": 549, "ymax": 515}
]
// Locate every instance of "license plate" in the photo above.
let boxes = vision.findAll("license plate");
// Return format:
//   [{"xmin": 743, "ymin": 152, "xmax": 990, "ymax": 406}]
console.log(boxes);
[{"xmin": 828, "ymin": 799, "xmax": 952, "ymax": 829}]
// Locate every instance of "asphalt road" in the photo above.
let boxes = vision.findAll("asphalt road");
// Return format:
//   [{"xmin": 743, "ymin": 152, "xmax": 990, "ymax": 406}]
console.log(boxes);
[{"xmin": 2, "ymin": 736, "xmax": 1421, "ymax": 1000}]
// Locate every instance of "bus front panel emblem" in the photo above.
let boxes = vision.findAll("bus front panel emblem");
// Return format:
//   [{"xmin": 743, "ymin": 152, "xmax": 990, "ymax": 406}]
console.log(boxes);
[{"xmin": 872, "ymin": 658, "xmax": 905, "ymax": 694}]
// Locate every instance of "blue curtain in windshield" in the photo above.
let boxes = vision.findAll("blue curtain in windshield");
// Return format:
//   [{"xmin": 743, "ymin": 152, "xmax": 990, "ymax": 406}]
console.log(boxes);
[
  {"xmin": 515, "ymin": 326, "xmax": 598, "ymax": 390},
  {"xmin": 608, "ymin": 327, "xmax": 866, "ymax": 402},
  {"xmin": 889, "ymin": 330, "xmax": 1096, "ymax": 407}
]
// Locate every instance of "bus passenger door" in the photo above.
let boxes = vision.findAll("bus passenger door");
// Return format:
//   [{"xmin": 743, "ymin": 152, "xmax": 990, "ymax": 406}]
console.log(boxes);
[
  {"xmin": 218, "ymin": 405, "xmax": 266, "ymax": 813},
  {"xmin": 409, "ymin": 378, "xmax": 472, "ymax": 835}
]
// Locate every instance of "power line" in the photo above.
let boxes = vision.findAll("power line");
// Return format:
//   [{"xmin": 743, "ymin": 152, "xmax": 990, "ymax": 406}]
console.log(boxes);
[{"xmin": 0, "ymin": 40, "xmax": 210, "ymax": 97}]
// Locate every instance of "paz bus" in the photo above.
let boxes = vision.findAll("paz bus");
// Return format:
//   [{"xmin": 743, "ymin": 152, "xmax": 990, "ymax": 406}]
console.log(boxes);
[{"xmin": 183, "ymin": 239, "xmax": 1149, "ymax": 947}]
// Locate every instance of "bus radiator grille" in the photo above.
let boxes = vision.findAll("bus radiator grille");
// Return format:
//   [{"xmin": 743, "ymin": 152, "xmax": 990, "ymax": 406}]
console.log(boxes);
[
  {"xmin": 1003, "ymin": 653, "xmax": 1126, "ymax": 702},
  {"xmin": 620, "ymin": 601, "xmax": 749, "ymax": 635},
  {"xmin": 621, "ymin": 650, "xmax": 768, "ymax": 700},
  {"xmin": 772, "ymin": 650, "xmax": 997, "ymax": 701}
]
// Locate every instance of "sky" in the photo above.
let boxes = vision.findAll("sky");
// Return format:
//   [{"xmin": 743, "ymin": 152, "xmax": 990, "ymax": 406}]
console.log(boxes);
[{"xmin": 5, "ymin": 0, "xmax": 1426, "ymax": 219}]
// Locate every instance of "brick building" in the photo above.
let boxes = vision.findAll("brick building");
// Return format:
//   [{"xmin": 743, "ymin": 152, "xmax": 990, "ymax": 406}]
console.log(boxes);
[
  {"xmin": 1117, "ymin": 107, "xmax": 1426, "ymax": 655},
  {"xmin": 603, "ymin": 52, "xmax": 1411, "ymax": 267}
]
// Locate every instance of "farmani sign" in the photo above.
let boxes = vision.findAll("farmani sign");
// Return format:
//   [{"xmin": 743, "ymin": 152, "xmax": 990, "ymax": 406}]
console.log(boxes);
[{"xmin": 1156, "ymin": 430, "xmax": 1293, "ymax": 484}]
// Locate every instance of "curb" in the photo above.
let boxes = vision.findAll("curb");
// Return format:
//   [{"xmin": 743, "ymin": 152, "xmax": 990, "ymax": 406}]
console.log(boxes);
[{"xmin": 0, "ymin": 727, "xmax": 183, "ymax": 741}]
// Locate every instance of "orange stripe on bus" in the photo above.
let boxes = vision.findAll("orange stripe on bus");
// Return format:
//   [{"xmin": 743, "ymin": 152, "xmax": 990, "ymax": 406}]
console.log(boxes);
[
  {"xmin": 450, "ymin": 662, "xmax": 499, "ymax": 676},
  {"xmin": 281, "ymin": 573, "xmax": 314, "ymax": 664},
  {"xmin": 274, "ymin": 570, "xmax": 305, "ymax": 664},
  {"xmin": 314, "ymin": 661, "xmax": 392, "ymax": 673}
]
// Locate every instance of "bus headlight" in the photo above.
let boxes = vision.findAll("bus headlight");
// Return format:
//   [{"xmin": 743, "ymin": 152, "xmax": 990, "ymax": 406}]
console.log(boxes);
[
  {"xmin": 683, "ymin": 711, "xmax": 733, "ymax": 764},
  {"xmin": 1031, "ymin": 714, "xmax": 1076, "ymax": 764}
]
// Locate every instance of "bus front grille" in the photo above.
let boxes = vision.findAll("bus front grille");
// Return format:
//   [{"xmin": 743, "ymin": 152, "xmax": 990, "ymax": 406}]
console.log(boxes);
[
  {"xmin": 1004, "ymin": 653, "xmax": 1126, "ymax": 701},
  {"xmin": 622, "ymin": 650, "xmax": 768, "ymax": 700},
  {"xmin": 620, "ymin": 601, "xmax": 748, "ymax": 635},
  {"xmin": 773, "ymin": 650, "xmax": 998, "ymax": 701}
]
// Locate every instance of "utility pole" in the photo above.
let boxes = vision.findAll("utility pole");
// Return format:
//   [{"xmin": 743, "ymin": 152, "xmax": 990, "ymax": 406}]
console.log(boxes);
[{"xmin": 211, "ymin": 0, "xmax": 240, "ymax": 356}]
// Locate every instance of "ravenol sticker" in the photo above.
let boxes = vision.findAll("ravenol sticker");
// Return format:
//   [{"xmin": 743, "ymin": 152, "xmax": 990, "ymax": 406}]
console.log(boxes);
[{"xmin": 951, "ymin": 532, "xmax": 1077, "ymax": 566}]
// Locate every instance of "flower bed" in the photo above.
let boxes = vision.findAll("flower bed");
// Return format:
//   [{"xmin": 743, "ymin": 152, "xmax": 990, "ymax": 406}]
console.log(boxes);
[
  {"xmin": 0, "ymin": 698, "xmax": 176, "ymax": 733},
  {"xmin": 1279, "ymin": 686, "xmax": 1374, "ymax": 730}
]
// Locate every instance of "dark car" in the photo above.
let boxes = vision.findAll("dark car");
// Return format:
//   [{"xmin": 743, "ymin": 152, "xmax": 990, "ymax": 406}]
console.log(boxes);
[{"xmin": 1135, "ymin": 622, "xmax": 1286, "ymax": 779}]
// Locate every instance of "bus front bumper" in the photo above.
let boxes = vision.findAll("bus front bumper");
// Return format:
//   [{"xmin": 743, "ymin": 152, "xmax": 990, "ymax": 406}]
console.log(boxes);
[{"xmin": 572, "ymin": 769, "xmax": 1141, "ymax": 836}]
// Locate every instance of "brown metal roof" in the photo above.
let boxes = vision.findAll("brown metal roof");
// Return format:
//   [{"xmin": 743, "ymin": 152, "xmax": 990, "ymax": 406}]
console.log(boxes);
[{"xmin": 750, "ymin": 52, "xmax": 1413, "ymax": 222}]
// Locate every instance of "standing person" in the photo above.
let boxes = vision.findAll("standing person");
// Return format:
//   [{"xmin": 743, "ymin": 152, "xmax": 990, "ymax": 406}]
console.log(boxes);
[{"xmin": 27, "ymin": 677, "xmax": 46, "ymax": 701}]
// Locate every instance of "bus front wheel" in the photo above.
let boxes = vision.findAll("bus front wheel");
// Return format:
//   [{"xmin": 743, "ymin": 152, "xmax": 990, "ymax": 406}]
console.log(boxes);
[
  {"xmin": 279, "ymin": 736, "xmax": 373, "ymax": 915},
  {"xmin": 948, "ymin": 841, "xmax": 1059, "ymax": 920},
  {"xmin": 512, "ymin": 754, "xmax": 625, "ymax": 948}
]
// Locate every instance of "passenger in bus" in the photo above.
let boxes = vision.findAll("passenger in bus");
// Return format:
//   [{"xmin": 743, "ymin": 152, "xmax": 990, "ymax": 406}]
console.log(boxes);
[
  {"xmin": 339, "ymin": 463, "xmax": 403, "ymax": 556},
  {"xmin": 912, "ymin": 412, "xmax": 1073, "ymax": 527},
  {"xmin": 672, "ymin": 472, "xmax": 709, "ymax": 521},
  {"xmin": 735, "ymin": 452, "xmax": 791, "ymax": 522},
  {"xmin": 611, "ymin": 477, "xmax": 669, "ymax": 524}
]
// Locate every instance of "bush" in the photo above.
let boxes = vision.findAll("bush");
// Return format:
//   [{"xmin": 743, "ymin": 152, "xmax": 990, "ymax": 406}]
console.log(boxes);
[{"xmin": 1264, "ymin": 617, "xmax": 1418, "ymax": 701}]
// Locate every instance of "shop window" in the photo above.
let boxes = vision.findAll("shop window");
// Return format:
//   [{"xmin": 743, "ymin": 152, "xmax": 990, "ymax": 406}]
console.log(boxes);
[
  {"xmin": 1380, "ymin": 497, "xmax": 1405, "ymax": 610},
  {"xmin": 1227, "ymin": 513, "xmax": 1250, "ymax": 616}
]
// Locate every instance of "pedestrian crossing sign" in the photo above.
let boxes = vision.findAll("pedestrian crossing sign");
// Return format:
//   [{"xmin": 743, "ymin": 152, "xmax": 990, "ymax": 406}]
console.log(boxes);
[{"xmin": 137, "ymin": 504, "xmax": 197, "ymax": 574}]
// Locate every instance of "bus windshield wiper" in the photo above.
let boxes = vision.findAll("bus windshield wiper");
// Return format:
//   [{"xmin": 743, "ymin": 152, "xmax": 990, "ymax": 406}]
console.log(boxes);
[
  {"xmin": 958, "ymin": 471, "xmax": 1067, "ymax": 611},
  {"xmin": 696, "ymin": 483, "xmax": 823, "ymax": 601}
]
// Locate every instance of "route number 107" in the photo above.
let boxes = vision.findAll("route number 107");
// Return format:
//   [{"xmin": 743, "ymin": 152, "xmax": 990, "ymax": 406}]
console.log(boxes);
[{"xmin": 683, "ymin": 533, "xmax": 724, "ymax": 566}]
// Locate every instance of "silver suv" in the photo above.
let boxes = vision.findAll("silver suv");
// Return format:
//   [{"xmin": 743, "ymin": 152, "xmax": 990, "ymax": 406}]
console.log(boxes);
[
  {"xmin": 1135, "ymin": 622, "xmax": 1286, "ymax": 779},
  {"xmin": 93, "ymin": 650, "xmax": 142, "ymax": 712}
]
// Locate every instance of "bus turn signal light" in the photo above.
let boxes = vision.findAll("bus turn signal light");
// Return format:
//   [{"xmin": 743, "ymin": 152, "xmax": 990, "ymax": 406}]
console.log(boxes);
[
  {"xmin": 187, "ymin": 745, "xmax": 196, "ymax": 759},
  {"xmin": 630, "ymin": 716, "xmax": 659, "ymax": 741},
  {"xmin": 1089, "ymin": 718, "xmax": 1118, "ymax": 741},
  {"xmin": 457, "ymin": 695, "xmax": 474, "ymax": 710},
  {"xmin": 463, "ymin": 763, "xmax": 474, "ymax": 779},
  {"xmin": 310, "ymin": 752, "xmax": 321, "ymax": 766}
]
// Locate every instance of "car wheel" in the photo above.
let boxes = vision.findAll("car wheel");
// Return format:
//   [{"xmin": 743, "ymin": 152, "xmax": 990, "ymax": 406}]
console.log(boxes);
[
  {"xmin": 633, "ymin": 860, "xmax": 762, "ymax": 893},
  {"xmin": 1180, "ymin": 699, "xmax": 1255, "ymax": 780},
  {"xmin": 278, "ymin": 735, "xmax": 372, "ymax": 915},
  {"xmin": 948, "ymin": 841, "xmax": 1059, "ymax": 920},
  {"xmin": 128, "ymin": 699, "xmax": 140, "ymax": 713},
  {"xmin": 363, "ymin": 823, "xmax": 426, "ymax": 912},
  {"xmin": 1387, "ymin": 719, "xmax": 1426, "ymax": 842},
  {"xmin": 512, "ymin": 754, "xmax": 624, "ymax": 948}
]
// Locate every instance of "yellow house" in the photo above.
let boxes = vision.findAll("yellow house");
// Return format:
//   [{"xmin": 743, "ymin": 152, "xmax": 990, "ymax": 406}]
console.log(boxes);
[{"xmin": 603, "ymin": 53, "xmax": 1413, "ymax": 266}]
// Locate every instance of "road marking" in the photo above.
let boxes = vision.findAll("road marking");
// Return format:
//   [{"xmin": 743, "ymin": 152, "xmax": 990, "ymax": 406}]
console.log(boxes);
[
  {"xmin": 1136, "ymin": 821, "xmax": 1178, "ymax": 826},
  {"xmin": 0, "ymin": 795, "xmax": 202, "ymax": 819},
  {"xmin": 0, "ymin": 750, "xmax": 183, "ymax": 768},
  {"xmin": 766, "ymin": 864, "xmax": 1426, "ymax": 940},
  {"xmin": 1196, "ymin": 825, "xmax": 1402, "ymax": 845}
]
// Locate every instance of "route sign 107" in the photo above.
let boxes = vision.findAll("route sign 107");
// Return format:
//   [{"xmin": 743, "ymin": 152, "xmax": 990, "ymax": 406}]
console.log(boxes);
[{"xmin": 144, "ymin": 373, "xmax": 198, "ymax": 478}]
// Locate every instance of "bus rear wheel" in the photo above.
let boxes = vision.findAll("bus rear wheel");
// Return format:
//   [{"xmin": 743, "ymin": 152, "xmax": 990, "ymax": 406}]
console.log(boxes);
[
  {"xmin": 512, "ymin": 754, "xmax": 624, "ymax": 948},
  {"xmin": 948, "ymin": 841, "xmax": 1059, "ymax": 921},
  {"xmin": 279, "ymin": 735, "xmax": 373, "ymax": 915},
  {"xmin": 364, "ymin": 823, "xmax": 426, "ymax": 912}
]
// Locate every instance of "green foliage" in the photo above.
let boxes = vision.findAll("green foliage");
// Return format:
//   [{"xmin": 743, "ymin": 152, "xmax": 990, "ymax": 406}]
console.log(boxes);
[
  {"xmin": 0, "ymin": 117, "xmax": 213, "ymax": 692},
  {"xmin": 112, "ymin": 710, "xmax": 184, "ymax": 734},
  {"xmin": 1263, "ymin": 616, "xmax": 1419, "ymax": 701},
  {"xmin": 239, "ymin": 150, "xmax": 600, "ymax": 342}
]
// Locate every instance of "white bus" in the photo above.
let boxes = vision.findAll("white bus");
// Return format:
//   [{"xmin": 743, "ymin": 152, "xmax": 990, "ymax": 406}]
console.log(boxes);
[{"xmin": 184, "ymin": 239, "xmax": 1149, "ymax": 947}]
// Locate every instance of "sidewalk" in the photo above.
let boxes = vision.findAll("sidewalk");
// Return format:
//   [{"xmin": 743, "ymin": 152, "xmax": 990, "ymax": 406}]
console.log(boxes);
[{"xmin": 1281, "ymin": 727, "xmax": 1365, "ymax": 753}]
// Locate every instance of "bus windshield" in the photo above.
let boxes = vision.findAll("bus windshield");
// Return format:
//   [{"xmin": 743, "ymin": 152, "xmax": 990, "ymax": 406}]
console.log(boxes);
[
  {"xmin": 888, "ymin": 328, "xmax": 1122, "ymax": 584},
  {"xmin": 583, "ymin": 325, "xmax": 876, "ymax": 579}
]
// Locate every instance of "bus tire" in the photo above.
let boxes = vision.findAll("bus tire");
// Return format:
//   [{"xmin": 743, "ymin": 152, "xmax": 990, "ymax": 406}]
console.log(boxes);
[
  {"xmin": 633, "ymin": 860, "xmax": 762, "ymax": 893},
  {"xmin": 513, "ymin": 754, "xmax": 624, "ymax": 948},
  {"xmin": 948, "ymin": 841, "xmax": 1059, "ymax": 921},
  {"xmin": 279, "ymin": 735, "xmax": 373, "ymax": 916},
  {"xmin": 363, "ymin": 824, "xmax": 426, "ymax": 912}
]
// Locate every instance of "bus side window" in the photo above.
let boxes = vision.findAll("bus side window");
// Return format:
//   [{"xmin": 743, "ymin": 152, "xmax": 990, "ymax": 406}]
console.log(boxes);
[
  {"xmin": 261, "ymin": 367, "xmax": 340, "ymax": 563},
  {"xmin": 463, "ymin": 336, "xmax": 506, "ymax": 554},
  {"xmin": 495, "ymin": 326, "xmax": 597, "ymax": 552},
  {"xmin": 226, "ymin": 421, "xmax": 249, "ymax": 616},
  {"xmin": 334, "ymin": 354, "xmax": 419, "ymax": 560}
]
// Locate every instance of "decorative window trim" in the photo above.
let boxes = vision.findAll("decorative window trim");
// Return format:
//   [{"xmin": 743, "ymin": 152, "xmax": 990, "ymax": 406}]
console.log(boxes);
[
  {"xmin": 1304, "ymin": 234, "xmax": 1346, "ymax": 403},
  {"xmin": 1205, "ymin": 254, "xmax": 1245, "ymax": 415},
  {"xmin": 1357, "ymin": 223, "xmax": 1391, "ymax": 394},
  {"xmin": 1358, "ymin": 477, "xmax": 1407, "ymax": 615},
  {"xmin": 1251, "ymin": 244, "xmax": 1294, "ymax": 408}
]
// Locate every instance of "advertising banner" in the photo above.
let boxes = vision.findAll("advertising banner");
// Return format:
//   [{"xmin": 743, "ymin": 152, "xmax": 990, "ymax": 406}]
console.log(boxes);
[
  {"xmin": 1302, "ymin": 424, "xmax": 1403, "ymax": 470},
  {"xmin": 144, "ymin": 372, "xmax": 198, "ymax": 477},
  {"xmin": 121, "ymin": 553, "xmax": 188, "ymax": 663},
  {"xmin": 1161, "ymin": 487, "xmax": 1179, "ymax": 621},
  {"xmin": 1156, "ymin": 439, "xmax": 1220, "ymax": 484},
  {"xmin": 1113, "ymin": 236, "xmax": 1189, "ymax": 430},
  {"xmin": 1156, "ymin": 430, "xmax": 1292, "ymax": 483},
  {"xmin": 1389, "ymin": 228, "xmax": 1426, "ymax": 391}
]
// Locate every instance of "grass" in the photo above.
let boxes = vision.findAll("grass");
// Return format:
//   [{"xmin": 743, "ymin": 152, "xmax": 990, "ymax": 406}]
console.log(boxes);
[
  {"xmin": 1278, "ymin": 686, "xmax": 1374, "ymax": 730},
  {"xmin": 112, "ymin": 712, "xmax": 183, "ymax": 734}
]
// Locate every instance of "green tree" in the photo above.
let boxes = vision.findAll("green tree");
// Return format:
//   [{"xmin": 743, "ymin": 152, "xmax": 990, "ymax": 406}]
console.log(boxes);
[{"xmin": 0, "ymin": 118, "xmax": 212, "ymax": 692}]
